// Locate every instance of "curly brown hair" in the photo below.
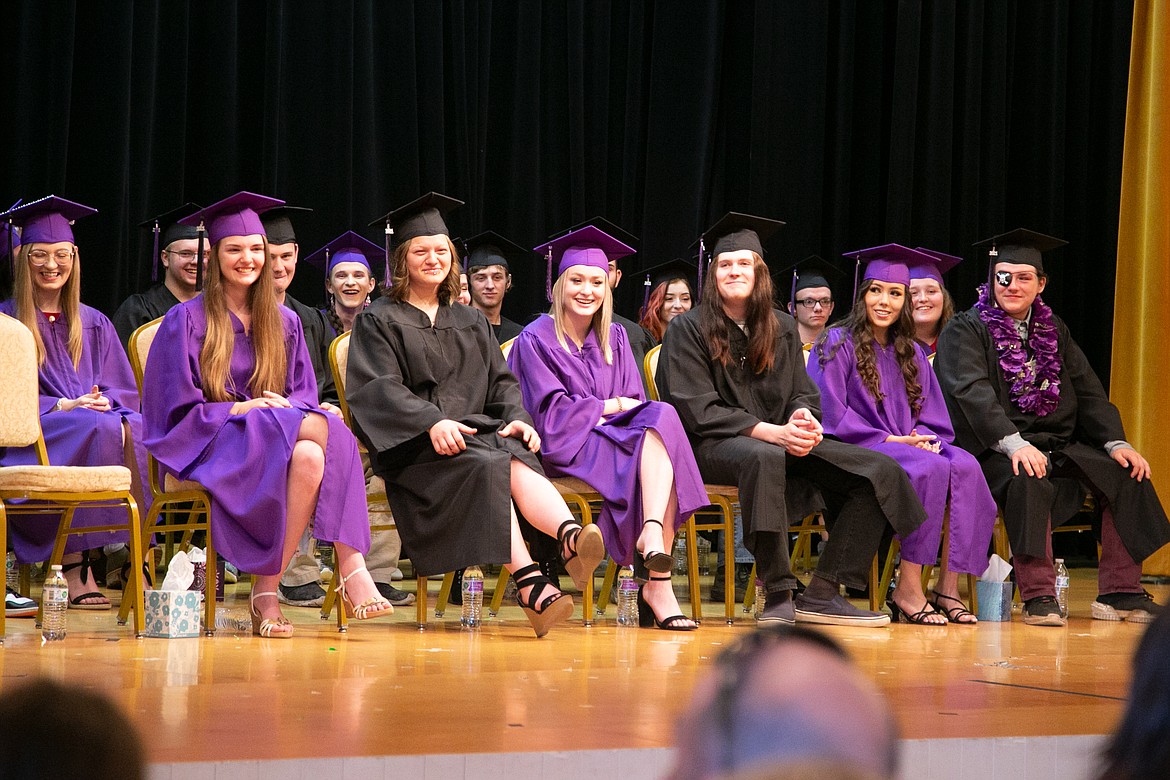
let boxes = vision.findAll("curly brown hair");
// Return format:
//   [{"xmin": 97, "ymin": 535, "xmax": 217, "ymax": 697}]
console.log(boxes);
[{"xmin": 816, "ymin": 280, "xmax": 923, "ymax": 416}]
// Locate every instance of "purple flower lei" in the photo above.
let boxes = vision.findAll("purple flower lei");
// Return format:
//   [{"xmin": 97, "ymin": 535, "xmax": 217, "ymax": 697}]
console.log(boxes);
[{"xmin": 974, "ymin": 283, "xmax": 1062, "ymax": 416}]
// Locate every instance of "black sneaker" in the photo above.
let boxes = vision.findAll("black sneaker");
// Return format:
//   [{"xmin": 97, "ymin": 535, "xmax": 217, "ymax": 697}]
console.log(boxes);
[
  {"xmin": 1091, "ymin": 591, "xmax": 1162, "ymax": 624},
  {"xmin": 1022, "ymin": 595, "xmax": 1066, "ymax": 626},
  {"xmin": 277, "ymin": 581, "xmax": 326, "ymax": 607},
  {"xmin": 374, "ymin": 581, "xmax": 416, "ymax": 606},
  {"xmin": 710, "ymin": 563, "xmax": 752, "ymax": 602},
  {"xmin": 758, "ymin": 590, "xmax": 796, "ymax": 625}
]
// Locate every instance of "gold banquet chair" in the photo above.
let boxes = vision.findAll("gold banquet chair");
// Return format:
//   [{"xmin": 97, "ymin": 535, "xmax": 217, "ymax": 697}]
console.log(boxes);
[
  {"xmin": 0, "ymin": 312, "xmax": 146, "ymax": 640},
  {"xmin": 119, "ymin": 318, "xmax": 217, "ymax": 634}
]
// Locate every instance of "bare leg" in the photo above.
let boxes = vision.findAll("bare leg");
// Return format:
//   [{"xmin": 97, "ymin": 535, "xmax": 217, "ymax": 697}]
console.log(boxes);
[
  {"xmin": 508, "ymin": 465, "xmax": 569, "ymax": 605},
  {"xmin": 892, "ymin": 561, "xmax": 946, "ymax": 624},
  {"xmin": 61, "ymin": 551, "xmax": 110, "ymax": 607},
  {"xmin": 635, "ymin": 430, "xmax": 676, "ymax": 558},
  {"xmin": 932, "ymin": 532, "xmax": 975, "ymax": 623}
]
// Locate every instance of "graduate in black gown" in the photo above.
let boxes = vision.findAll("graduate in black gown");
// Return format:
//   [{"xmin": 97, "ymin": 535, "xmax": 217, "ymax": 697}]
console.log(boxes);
[
  {"xmin": 346, "ymin": 193, "xmax": 605, "ymax": 638},
  {"xmin": 659, "ymin": 213, "xmax": 926, "ymax": 626},
  {"xmin": 463, "ymin": 230, "xmax": 525, "ymax": 344},
  {"xmin": 112, "ymin": 203, "xmax": 204, "ymax": 349},
  {"xmin": 936, "ymin": 229, "xmax": 1170, "ymax": 626}
]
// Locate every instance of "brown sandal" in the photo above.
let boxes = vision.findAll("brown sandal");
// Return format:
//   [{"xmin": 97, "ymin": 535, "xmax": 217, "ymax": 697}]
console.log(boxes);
[{"xmin": 930, "ymin": 590, "xmax": 977, "ymax": 624}]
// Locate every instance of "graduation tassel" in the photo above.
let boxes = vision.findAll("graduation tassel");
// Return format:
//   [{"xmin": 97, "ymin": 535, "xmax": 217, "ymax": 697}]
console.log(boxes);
[
  {"xmin": 195, "ymin": 221, "xmax": 207, "ymax": 292},
  {"xmin": 545, "ymin": 247, "xmax": 553, "ymax": 303},
  {"xmin": 383, "ymin": 220, "xmax": 393, "ymax": 288},
  {"xmin": 150, "ymin": 219, "xmax": 161, "ymax": 282},
  {"xmin": 851, "ymin": 253, "xmax": 862, "ymax": 304},
  {"xmin": 696, "ymin": 237, "xmax": 707, "ymax": 290},
  {"xmin": 642, "ymin": 273, "xmax": 652, "ymax": 315}
]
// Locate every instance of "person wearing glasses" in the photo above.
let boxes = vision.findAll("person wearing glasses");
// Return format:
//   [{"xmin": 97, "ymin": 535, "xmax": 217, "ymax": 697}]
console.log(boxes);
[
  {"xmin": 1, "ymin": 196, "xmax": 150, "ymax": 610},
  {"xmin": 112, "ymin": 204, "xmax": 207, "ymax": 349},
  {"xmin": 784, "ymin": 256, "xmax": 840, "ymax": 352}
]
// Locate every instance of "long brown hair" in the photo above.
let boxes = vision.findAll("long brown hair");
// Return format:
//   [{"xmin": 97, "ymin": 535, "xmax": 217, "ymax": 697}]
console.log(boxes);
[
  {"xmin": 199, "ymin": 237, "xmax": 289, "ymax": 402},
  {"xmin": 549, "ymin": 271, "xmax": 614, "ymax": 364},
  {"xmin": 698, "ymin": 252, "xmax": 779, "ymax": 374},
  {"xmin": 817, "ymin": 280, "xmax": 923, "ymax": 416},
  {"xmin": 13, "ymin": 243, "xmax": 84, "ymax": 367},
  {"xmin": 386, "ymin": 236, "xmax": 463, "ymax": 305},
  {"xmin": 639, "ymin": 276, "xmax": 694, "ymax": 342}
]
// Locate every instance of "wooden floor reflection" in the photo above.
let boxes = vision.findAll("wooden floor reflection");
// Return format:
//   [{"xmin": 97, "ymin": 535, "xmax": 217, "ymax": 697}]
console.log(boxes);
[{"xmin": 0, "ymin": 570, "xmax": 1159, "ymax": 765}]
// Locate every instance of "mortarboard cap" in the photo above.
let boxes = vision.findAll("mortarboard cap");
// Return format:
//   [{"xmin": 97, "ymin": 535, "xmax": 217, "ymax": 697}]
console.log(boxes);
[
  {"xmin": 462, "ymin": 230, "xmax": 529, "ymax": 273},
  {"xmin": 534, "ymin": 223, "xmax": 636, "ymax": 302},
  {"xmin": 178, "ymin": 192, "xmax": 285, "ymax": 291},
  {"xmin": 303, "ymin": 231, "xmax": 383, "ymax": 276},
  {"xmin": 138, "ymin": 203, "xmax": 202, "ymax": 282},
  {"xmin": 554, "ymin": 217, "xmax": 639, "ymax": 252},
  {"xmin": 368, "ymin": 192, "xmax": 464, "ymax": 282},
  {"xmin": 693, "ymin": 212, "xmax": 785, "ymax": 288},
  {"xmin": 842, "ymin": 244, "xmax": 937, "ymax": 300},
  {"xmin": 775, "ymin": 254, "xmax": 843, "ymax": 307},
  {"xmin": 972, "ymin": 228, "xmax": 1067, "ymax": 273},
  {"xmin": 2, "ymin": 195, "xmax": 98, "ymax": 245},
  {"xmin": 260, "ymin": 206, "xmax": 314, "ymax": 246},
  {"xmin": 910, "ymin": 247, "xmax": 961, "ymax": 284},
  {"xmin": 639, "ymin": 256, "xmax": 697, "ymax": 310}
]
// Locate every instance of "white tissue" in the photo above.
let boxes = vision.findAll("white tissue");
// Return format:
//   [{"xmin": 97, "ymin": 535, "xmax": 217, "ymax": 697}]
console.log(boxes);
[
  {"xmin": 980, "ymin": 553, "xmax": 1013, "ymax": 583},
  {"xmin": 160, "ymin": 550, "xmax": 196, "ymax": 591}
]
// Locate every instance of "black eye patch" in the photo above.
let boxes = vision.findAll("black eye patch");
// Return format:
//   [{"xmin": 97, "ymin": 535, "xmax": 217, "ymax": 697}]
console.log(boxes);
[{"xmin": 995, "ymin": 271, "xmax": 1013, "ymax": 287}]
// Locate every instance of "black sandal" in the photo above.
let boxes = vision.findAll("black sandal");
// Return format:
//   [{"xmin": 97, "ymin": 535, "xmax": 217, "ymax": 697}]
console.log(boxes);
[
  {"xmin": 512, "ymin": 563, "xmax": 574, "ymax": 638},
  {"xmin": 930, "ymin": 590, "xmax": 978, "ymax": 624},
  {"xmin": 886, "ymin": 598, "xmax": 946, "ymax": 625},
  {"xmin": 638, "ymin": 574, "xmax": 697, "ymax": 630},
  {"xmin": 556, "ymin": 520, "xmax": 606, "ymax": 592},
  {"xmin": 633, "ymin": 519, "xmax": 674, "ymax": 582},
  {"xmin": 61, "ymin": 557, "xmax": 112, "ymax": 611}
]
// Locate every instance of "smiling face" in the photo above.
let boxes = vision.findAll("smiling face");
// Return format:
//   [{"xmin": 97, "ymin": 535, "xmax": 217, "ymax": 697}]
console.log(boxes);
[
  {"xmin": 560, "ymin": 264, "xmax": 609, "ymax": 326},
  {"xmin": 161, "ymin": 237, "xmax": 208, "ymax": 294},
  {"xmin": 908, "ymin": 277, "xmax": 944, "ymax": 333},
  {"xmin": 216, "ymin": 234, "xmax": 267, "ymax": 294},
  {"xmin": 660, "ymin": 279, "xmax": 693, "ymax": 323},
  {"xmin": 267, "ymin": 241, "xmax": 298, "ymax": 295},
  {"xmin": 27, "ymin": 241, "xmax": 75, "ymax": 298},
  {"xmin": 405, "ymin": 234, "xmax": 453, "ymax": 291},
  {"xmin": 992, "ymin": 262, "xmax": 1047, "ymax": 320},
  {"xmin": 469, "ymin": 263, "xmax": 510, "ymax": 311},
  {"xmin": 863, "ymin": 279, "xmax": 906, "ymax": 342},
  {"xmin": 327, "ymin": 262, "xmax": 376, "ymax": 312},
  {"xmin": 713, "ymin": 250, "xmax": 757, "ymax": 306}
]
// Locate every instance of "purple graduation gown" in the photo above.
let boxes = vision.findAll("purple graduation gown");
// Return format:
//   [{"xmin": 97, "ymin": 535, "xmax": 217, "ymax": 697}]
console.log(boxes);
[
  {"xmin": 140, "ymin": 299, "xmax": 370, "ymax": 575},
  {"xmin": 807, "ymin": 330, "xmax": 995, "ymax": 575},
  {"xmin": 0, "ymin": 301, "xmax": 146, "ymax": 561},
  {"xmin": 507, "ymin": 315, "xmax": 709, "ymax": 566}
]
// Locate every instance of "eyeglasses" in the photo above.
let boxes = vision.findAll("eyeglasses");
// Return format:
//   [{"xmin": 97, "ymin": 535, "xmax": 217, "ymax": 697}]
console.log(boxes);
[
  {"xmin": 167, "ymin": 249, "xmax": 211, "ymax": 262},
  {"xmin": 28, "ymin": 249, "xmax": 75, "ymax": 266},
  {"xmin": 795, "ymin": 297, "xmax": 832, "ymax": 309}
]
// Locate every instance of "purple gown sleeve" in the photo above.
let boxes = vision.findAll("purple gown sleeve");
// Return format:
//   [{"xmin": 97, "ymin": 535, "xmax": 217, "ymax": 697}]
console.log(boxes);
[
  {"xmin": 909, "ymin": 346, "xmax": 955, "ymax": 442},
  {"xmin": 283, "ymin": 311, "xmax": 320, "ymax": 409},
  {"xmin": 807, "ymin": 331, "xmax": 893, "ymax": 448},
  {"xmin": 507, "ymin": 328, "xmax": 605, "ymax": 467},
  {"xmin": 91, "ymin": 310, "xmax": 141, "ymax": 416},
  {"xmin": 141, "ymin": 304, "xmax": 236, "ymax": 477},
  {"xmin": 610, "ymin": 324, "xmax": 646, "ymax": 403}
]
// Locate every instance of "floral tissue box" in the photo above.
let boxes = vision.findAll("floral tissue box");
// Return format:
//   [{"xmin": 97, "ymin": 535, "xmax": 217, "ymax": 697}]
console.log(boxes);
[{"xmin": 144, "ymin": 590, "xmax": 202, "ymax": 638}]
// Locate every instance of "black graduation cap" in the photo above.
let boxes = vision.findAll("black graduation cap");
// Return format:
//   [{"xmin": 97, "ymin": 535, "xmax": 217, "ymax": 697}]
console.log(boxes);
[
  {"xmin": 461, "ymin": 230, "xmax": 529, "ymax": 273},
  {"xmin": 553, "ymin": 216, "xmax": 639, "ymax": 254},
  {"xmin": 972, "ymin": 228, "xmax": 1067, "ymax": 273},
  {"xmin": 639, "ymin": 257, "xmax": 698, "ymax": 310},
  {"xmin": 138, "ymin": 203, "xmax": 202, "ymax": 282},
  {"xmin": 259, "ymin": 205, "xmax": 314, "ymax": 246},
  {"xmin": 368, "ymin": 192, "xmax": 464, "ymax": 282},
  {"xmin": 775, "ymin": 255, "xmax": 843, "ymax": 306},
  {"xmin": 692, "ymin": 212, "xmax": 785, "ymax": 288}
]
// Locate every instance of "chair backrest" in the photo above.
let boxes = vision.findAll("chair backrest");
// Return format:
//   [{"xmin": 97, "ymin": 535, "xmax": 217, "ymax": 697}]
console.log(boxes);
[
  {"xmin": 0, "ymin": 313, "xmax": 43, "ymax": 449},
  {"xmin": 500, "ymin": 337, "xmax": 515, "ymax": 359},
  {"xmin": 329, "ymin": 331, "xmax": 354, "ymax": 426},
  {"xmin": 644, "ymin": 344, "xmax": 662, "ymax": 401},
  {"xmin": 128, "ymin": 317, "xmax": 165, "ymax": 390}
]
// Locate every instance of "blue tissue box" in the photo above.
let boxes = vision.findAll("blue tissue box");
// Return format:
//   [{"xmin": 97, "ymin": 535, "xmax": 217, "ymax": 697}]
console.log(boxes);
[{"xmin": 144, "ymin": 590, "xmax": 202, "ymax": 638}]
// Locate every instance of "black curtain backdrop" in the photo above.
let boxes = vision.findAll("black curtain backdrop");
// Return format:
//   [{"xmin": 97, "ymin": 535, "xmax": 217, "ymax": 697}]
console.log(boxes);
[{"xmin": 1, "ymin": 1, "xmax": 1132, "ymax": 384}]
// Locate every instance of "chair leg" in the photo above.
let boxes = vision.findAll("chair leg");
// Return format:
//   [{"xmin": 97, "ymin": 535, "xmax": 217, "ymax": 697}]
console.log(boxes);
[
  {"xmin": 416, "ymin": 575, "xmax": 428, "ymax": 630},
  {"xmin": 488, "ymin": 566, "xmax": 510, "ymax": 617},
  {"xmin": 713, "ymin": 496, "xmax": 737, "ymax": 624},
  {"xmin": 435, "ymin": 571, "xmax": 456, "ymax": 617},
  {"xmin": 684, "ymin": 522, "xmax": 703, "ymax": 623},
  {"xmin": 878, "ymin": 538, "xmax": 900, "ymax": 605},
  {"xmin": 742, "ymin": 562, "xmax": 758, "ymax": 613},
  {"xmin": 124, "ymin": 497, "xmax": 146, "ymax": 637},
  {"xmin": 596, "ymin": 559, "xmax": 618, "ymax": 615}
]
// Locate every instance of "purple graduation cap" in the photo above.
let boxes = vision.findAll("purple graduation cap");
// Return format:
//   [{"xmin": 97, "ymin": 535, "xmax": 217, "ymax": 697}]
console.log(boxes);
[
  {"xmin": 693, "ymin": 212, "xmax": 785, "ymax": 289},
  {"xmin": 2, "ymin": 195, "xmax": 98, "ymax": 245},
  {"xmin": 534, "ymin": 223, "xmax": 635, "ymax": 302},
  {"xmin": 910, "ymin": 247, "xmax": 962, "ymax": 284},
  {"xmin": 138, "ymin": 202, "xmax": 202, "ymax": 282},
  {"xmin": 972, "ymin": 228, "xmax": 1067, "ymax": 273},
  {"xmin": 178, "ymin": 191, "xmax": 285, "ymax": 290},
  {"xmin": 303, "ymin": 231, "xmax": 383, "ymax": 277},
  {"xmin": 842, "ymin": 244, "xmax": 937, "ymax": 301},
  {"xmin": 260, "ymin": 205, "xmax": 314, "ymax": 246},
  {"xmin": 368, "ymin": 192, "xmax": 464, "ymax": 284},
  {"xmin": 1, "ymin": 199, "xmax": 22, "ymax": 267},
  {"xmin": 462, "ymin": 230, "xmax": 530, "ymax": 273}
]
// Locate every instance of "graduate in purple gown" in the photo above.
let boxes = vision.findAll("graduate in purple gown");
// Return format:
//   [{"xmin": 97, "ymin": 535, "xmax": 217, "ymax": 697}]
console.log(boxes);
[
  {"xmin": 141, "ymin": 192, "xmax": 392, "ymax": 638},
  {"xmin": 808, "ymin": 245, "xmax": 996, "ymax": 624},
  {"xmin": 907, "ymin": 247, "xmax": 959, "ymax": 355},
  {"xmin": 509, "ymin": 225, "xmax": 708, "ymax": 630},
  {"xmin": 0, "ymin": 196, "xmax": 150, "ymax": 610}
]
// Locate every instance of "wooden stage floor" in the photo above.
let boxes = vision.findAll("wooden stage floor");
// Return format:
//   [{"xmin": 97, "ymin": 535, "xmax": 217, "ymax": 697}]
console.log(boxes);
[{"xmin": 0, "ymin": 568, "xmax": 1161, "ymax": 778}]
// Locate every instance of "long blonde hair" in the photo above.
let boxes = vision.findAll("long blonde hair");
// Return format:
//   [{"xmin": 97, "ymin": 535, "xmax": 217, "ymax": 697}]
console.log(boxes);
[
  {"xmin": 198, "ymin": 237, "xmax": 289, "ymax": 402},
  {"xmin": 549, "ymin": 271, "xmax": 614, "ymax": 364},
  {"xmin": 13, "ymin": 243, "xmax": 84, "ymax": 367},
  {"xmin": 386, "ymin": 236, "xmax": 463, "ymax": 305}
]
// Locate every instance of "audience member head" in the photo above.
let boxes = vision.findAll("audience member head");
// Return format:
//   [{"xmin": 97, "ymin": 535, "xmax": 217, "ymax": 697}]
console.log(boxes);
[
  {"xmin": 670, "ymin": 626, "xmax": 898, "ymax": 780},
  {"xmin": 1098, "ymin": 610, "xmax": 1170, "ymax": 779},
  {"xmin": 0, "ymin": 677, "xmax": 146, "ymax": 780}
]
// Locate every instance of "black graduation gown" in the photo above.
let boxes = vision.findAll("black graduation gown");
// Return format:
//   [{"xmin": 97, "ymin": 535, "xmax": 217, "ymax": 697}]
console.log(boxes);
[
  {"xmin": 112, "ymin": 284, "xmax": 181, "ymax": 350},
  {"xmin": 346, "ymin": 299, "xmax": 542, "ymax": 576},
  {"xmin": 936, "ymin": 307, "xmax": 1170, "ymax": 561},
  {"xmin": 659, "ymin": 308, "xmax": 925, "ymax": 589},
  {"xmin": 614, "ymin": 313, "xmax": 656, "ymax": 394},
  {"xmin": 284, "ymin": 294, "xmax": 338, "ymax": 405},
  {"xmin": 491, "ymin": 316, "xmax": 523, "ymax": 344}
]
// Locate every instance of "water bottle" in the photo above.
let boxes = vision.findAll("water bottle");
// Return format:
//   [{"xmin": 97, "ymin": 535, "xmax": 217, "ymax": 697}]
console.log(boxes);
[
  {"xmin": 1054, "ymin": 558, "xmax": 1070, "ymax": 618},
  {"xmin": 753, "ymin": 578, "xmax": 766, "ymax": 621},
  {"xmin": 42, "ymin": 564, "xmax": 69, "ymax": 642},
  {"xmin": 697, "ymin": 535, "xmax": 712, "ymax": 576},
  {"xmin": 461, "ymin": 564, "xmax": 484, "ymax": 628},
  {"xmin": 5, "ymin": 551, "xmax": 18, "ymax": 591},
  {"xmin": 617, "ymin": 566, "xmax": 640, "ymax": 627},
  {"xmin": 673, "ymin": 535, "xmax": 687, "ymax": 575}
]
